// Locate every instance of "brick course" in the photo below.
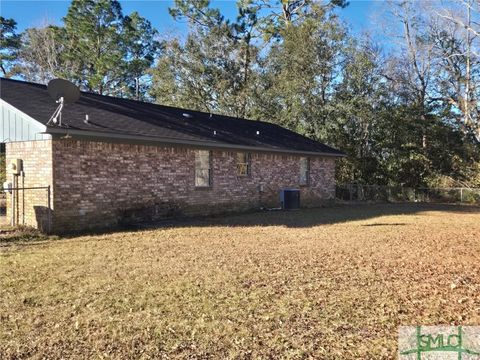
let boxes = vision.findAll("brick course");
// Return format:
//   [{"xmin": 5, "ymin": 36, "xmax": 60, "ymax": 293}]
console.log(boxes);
[{"xmin": 7, "ymin": 139, "xmax": 336, "ymax": 232}]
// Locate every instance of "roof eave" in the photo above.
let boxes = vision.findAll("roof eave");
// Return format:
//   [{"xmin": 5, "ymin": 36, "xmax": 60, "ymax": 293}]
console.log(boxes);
[{"xmin": 44, "ymin": 127, "xmax": 346, "ymax": 158}]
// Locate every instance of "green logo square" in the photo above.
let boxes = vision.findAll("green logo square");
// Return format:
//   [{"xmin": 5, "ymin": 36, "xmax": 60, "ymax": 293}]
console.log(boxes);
[{"xmin": 399, "ymin": 326, "xmax": 480, "ymax": 359}]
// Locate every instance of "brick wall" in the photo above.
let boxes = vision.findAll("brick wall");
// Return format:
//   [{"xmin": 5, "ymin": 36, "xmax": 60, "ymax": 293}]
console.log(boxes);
[
  {"xmin": 5, "ymin": 140, "xmax": 53, "ymax": 231},
  {"xmin": 51, "ymin": 139, "xmax": 336, "ymax": 232},
  {"xmin": 6, "ymin": 139, "xmax": 336, "ymax": 232}
]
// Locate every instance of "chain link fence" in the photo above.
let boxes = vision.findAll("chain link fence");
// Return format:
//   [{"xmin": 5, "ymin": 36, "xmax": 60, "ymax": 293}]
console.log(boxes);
[
  {"xmin": 0, "ymin": 186, "xmax": 52, "ymax": 231},
  {"xmin": 336, "ymin": 184, "xmax": 480, "ymax": 204}
]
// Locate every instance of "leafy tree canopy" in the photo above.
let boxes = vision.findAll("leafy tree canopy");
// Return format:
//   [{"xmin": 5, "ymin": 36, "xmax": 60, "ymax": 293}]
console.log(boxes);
[{"xmin": 3, "ymin": 0, "xmax": 480, "ymax": 187}]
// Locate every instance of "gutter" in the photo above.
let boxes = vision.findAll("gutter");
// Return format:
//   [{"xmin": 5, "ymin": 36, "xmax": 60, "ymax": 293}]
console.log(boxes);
[{"xmin": 44, "ymin": 127, "xmax": 346, "ymax": 158}]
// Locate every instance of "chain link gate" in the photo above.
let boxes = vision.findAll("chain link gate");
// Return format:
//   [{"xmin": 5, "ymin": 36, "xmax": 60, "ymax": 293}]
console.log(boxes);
[{"xmin": 3, "ymin": 185, "xmax": 51, "ymax": 232}]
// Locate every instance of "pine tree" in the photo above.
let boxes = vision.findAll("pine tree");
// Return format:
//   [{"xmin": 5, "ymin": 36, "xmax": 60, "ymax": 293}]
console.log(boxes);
[
  {"xmin": 0, "ymin": 17, "xmax": 21, "ymax": 77},
  {"xmin": 61, "ymin": 0, "xmax": 126, "ymax": 94},
  {"xmin": 122, "ymin": 12, "xmax": 162, "ymax": 100}
]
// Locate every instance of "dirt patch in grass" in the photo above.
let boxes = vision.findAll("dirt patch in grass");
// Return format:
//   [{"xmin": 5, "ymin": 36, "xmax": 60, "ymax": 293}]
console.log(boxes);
[{"xmin": 1, "ymin": 203, "xmax": 479, "ymax": 359}]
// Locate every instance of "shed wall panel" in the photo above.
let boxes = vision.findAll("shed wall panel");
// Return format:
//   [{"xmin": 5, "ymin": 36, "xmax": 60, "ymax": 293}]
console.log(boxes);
[{"xmin": 0, "ymin": 100, "xmax": 50, "ymax": 142}]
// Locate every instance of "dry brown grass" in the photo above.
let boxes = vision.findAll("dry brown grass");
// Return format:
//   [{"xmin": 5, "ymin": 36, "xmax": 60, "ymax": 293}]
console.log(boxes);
[{"xmin": 1, "ymin": 203, "xmax": 479, "ymax": 359}]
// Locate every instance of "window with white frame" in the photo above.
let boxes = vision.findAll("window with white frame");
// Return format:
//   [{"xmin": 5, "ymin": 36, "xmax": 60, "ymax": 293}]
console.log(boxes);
[
  {"xmin": 237, "ymin": 152, "xmax": 251, "ymax": 176},
  {"xmin": 195, "ymin": 150, "xmax": 211, "ymax": 187},
  {"xmin": 299, "ymin": 157, "xmax": 310, "ymax": 186}
]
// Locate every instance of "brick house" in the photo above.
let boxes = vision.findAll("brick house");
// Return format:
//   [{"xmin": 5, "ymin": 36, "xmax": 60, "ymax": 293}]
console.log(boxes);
[{"xmin": 0, "ymin": 78, "xmax": 344, "ymax": 233}]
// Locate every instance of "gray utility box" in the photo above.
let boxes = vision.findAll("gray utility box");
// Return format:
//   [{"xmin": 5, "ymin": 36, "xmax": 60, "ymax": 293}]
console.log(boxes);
[{"xmin": 280, "ymin": 189, "xmax": 300, "ymax": 210}]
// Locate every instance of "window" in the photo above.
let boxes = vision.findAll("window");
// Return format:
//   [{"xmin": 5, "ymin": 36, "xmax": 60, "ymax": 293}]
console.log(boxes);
[
  {"xmin": 237, "ymin": 152, "xmax": 251, "ymax": 176},
  {"xmin": 195, "ymin": 150, "xmax": 211, "ymax": 187},
  {"xmin": 299, "ymin": 157, "xmax": 310, "ymax": 186}
]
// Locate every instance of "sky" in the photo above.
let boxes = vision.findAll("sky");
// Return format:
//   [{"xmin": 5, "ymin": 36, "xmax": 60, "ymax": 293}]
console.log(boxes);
[{"xmin": 0, "ymin": 0, "xmax": 381, "ymax": 37}]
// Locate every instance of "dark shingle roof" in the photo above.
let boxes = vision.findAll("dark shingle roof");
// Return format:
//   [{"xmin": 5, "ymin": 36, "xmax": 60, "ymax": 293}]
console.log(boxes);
[{"xmin": 0, "ymin": 78, "xmax": 344, "ymax": 156}]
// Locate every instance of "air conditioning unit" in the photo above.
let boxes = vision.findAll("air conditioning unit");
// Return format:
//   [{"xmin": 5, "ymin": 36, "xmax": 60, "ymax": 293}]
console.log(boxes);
[{"xmin": 280, "ymin": 189, "xmax": 300, "ymax": 210}]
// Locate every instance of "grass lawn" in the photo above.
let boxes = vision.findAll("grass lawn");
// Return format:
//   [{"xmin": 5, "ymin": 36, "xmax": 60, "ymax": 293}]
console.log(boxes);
[{"xmin": 1, "ymin": 203, "xmax": 479, "ymax": 359}]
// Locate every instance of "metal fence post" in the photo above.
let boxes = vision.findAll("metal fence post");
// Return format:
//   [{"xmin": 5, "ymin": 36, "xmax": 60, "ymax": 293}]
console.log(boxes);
[
  {"xmin": 11, "ymin": 174, "xmax": 15, "ymax": 226},
  {"xmin": 460, "ymin": 188, "xmax": 463, "ymax": 203},
  {"xmin": 47, "ymin": 186, "xmax": 51, "ymax": 233}
]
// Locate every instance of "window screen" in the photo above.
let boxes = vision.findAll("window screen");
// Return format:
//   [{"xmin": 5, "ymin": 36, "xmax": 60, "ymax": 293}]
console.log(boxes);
[
  {"xmin": 237, "ymin": 152, "xmax": 251, "ymax": 176},
  {"xmin": 195, "ymin": 150, "xmax": 211, "ymax": 187},
  {"xmin": 299, "ymin": 157, "xmax": 310, "ymax": 185}
]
